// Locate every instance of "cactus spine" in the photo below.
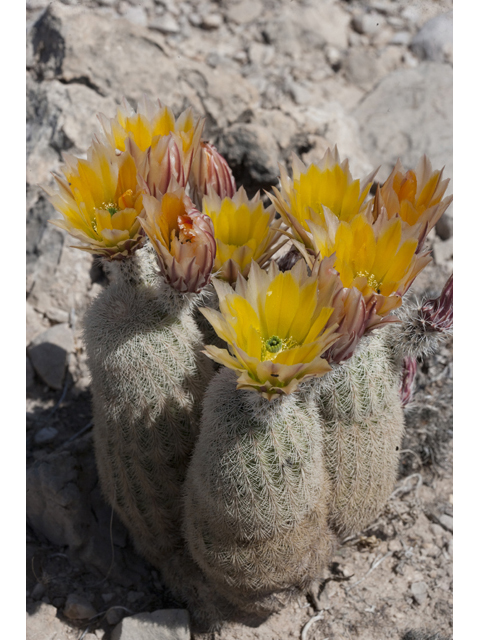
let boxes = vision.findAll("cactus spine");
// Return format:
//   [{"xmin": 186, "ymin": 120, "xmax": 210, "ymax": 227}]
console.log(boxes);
[
  {"xmin": 84, "ymin": 246, "xmax": 214, "ymax": 569},
  {"xmin": 184, "ymin": 368, "xmax": 336, "ymax": 614}
]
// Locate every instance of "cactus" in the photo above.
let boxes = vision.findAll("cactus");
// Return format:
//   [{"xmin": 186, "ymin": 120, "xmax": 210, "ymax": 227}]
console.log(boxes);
[
  {"xmin": 307, "ymin": 331, "xmax": 405, "ymax": 537},
  {"xmin": 84, "ymin": 246, "xmax": 214, "ymax": 568},
  {"xmin": 184, "ymin": 368, "xmax": 336, "ymax": 614},
  {"xmin": 45, "ymin": 97, "xmax": 453, "ymax": 625}
]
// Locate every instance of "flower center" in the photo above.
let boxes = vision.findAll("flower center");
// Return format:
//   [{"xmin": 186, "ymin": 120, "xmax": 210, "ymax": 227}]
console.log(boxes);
[
  {"xmin": 261, "ymin": 335, "xmax": 299, "ymax": 361},
  {"xmin": 356, "ymin": 271, "xmax": 381, "ymax": 293},
  {"xmin": 102, "ymin": 202, "xmax": 118, "ymax": 215}
]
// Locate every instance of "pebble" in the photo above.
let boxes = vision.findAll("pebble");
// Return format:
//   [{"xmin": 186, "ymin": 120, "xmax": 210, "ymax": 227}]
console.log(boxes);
[
  {"xmin": 127, "ymin": 590, "xmax": 145, "ymax": 603},
  {"xmin": 227, "ymin": 0, "xmax": 263, "ymax": 25},
  {"xmin": 201, "ymin": 14, "xmax": 223, "ymax": 30},
  {"xmin": 34, "ymin": 426, "xmax": 59, "ymax": 445},
  {"xmin": 64, "ymin": 594, "xmax": 97, "ymax": 621},
  {"xmin": 410, "ymin": 581, "xmax": 428, "ymax": 605},
  {"xmin": 102, "ymin": 592, "xmax": 116, "ymax": 603},
  {"xmin": 439, "ymin": 514, "xmax": 453, "ymax": 533},
  {"xmin": 351, "ymin": 12, "xmax": 385, "ymax": 36},
  {"xmin": 111, "ymin": 609, "xmax": 190, "ymax": 640},
  {"xmin": 344, "ymin": 50, "xmax": 379, "ymax": 87},
  {"xmin": 106, "ymin": 607, "xmax": 125, "ymax": 626},
  {"xmin": 435, "ymin": 212, "xmax": 453, "ymax": 240},
  {"xmin": 121, "ymin": 6, "xmax": 149, "ymax": 28},
  {"xmin": 149, "ymin": 14, "xmax": 180, "ymax": 34},
  {"xmin": 31, "ymin": 582, "xmax": 46, "ymax": 600},
  {"xmin": 432, "ymin": 237, "xmax": 453, "ymax": 268},
  {"xmin": 390, "ymin": 31, "xmax": 411, "ymax": 46}
]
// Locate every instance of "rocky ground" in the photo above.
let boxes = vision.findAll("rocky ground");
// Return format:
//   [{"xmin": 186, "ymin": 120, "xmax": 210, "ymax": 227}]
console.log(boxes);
[{"xmin": 26, "ymin": 1, "xmax": 453, "ymax": 638}]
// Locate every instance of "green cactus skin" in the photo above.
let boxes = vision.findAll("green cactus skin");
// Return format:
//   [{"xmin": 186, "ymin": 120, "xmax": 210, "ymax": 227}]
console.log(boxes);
[
  {"xmin": 307, "ymin": 330, "xmax": 405, "ymax": 538},
  {"xmin": 183, "ymin": 368, "xmax": 336, "ymax": 615},
  {"xmin": 84, "ymin": 246, "xmax": 214, "ymax": 570}
]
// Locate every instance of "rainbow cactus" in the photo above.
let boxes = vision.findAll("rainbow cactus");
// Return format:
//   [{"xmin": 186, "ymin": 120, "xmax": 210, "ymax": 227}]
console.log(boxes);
[{"xmin": 46, "ymin": 97, "xmax": 453, "ymax": 627}]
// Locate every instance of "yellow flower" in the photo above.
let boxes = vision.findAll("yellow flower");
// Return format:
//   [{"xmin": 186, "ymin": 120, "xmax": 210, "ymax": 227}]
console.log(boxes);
[
  {"xmin": 304, "ymin": 211, "xmax": 431, "ymax": 317},
  {"xmin": 373, "ymin": 156, "xmax": 452, "ymax": 249},
  {"xmin": 99, "ymin": 96, "xmax": 204, "ymax": 178},
  {"xmin": 269, "ymin": 147, "xmax": 377, "ymax": 246},
  {"xmin": 47, "ymin": 140, "xmax": 145, "ymax": 259},
  {"xmin": 200, "ymin": 260, "xmax": 340, "ymax": 399},
  {"xmin": 138, "ymin": 189, "xmax": 216, "ymax": 293},
  {"xmin": 203, "ymin": 187, "xmax": 287, "ymax": 284},
  {"xmin": 190, "ymin": 141, "xmax": 236, "ymax": 209}
]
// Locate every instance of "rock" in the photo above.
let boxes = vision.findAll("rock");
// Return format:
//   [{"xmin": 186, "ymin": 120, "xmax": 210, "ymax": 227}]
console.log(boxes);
[
  {"xmin": 149, "ymin": 14, "xmax": 180, "ymax": 34},
  {"xmin": 435, "ymin": 212, "xmax": 453, "ymax": 240},
  {"xmin": 354, "ymin": 63, "xmax": 453, "ymax": 187},
  {"xmin": 432, "ymin": 237, "xmax": 453, "ymax": 268},
  {"xmin": 107, "ymin": 607, "xmax": 126, "ymax": 626},
  {"xmin": 27, "ymin": 323, "xmax": 74, "ymax": 390},
  {"xmin": 308, "ymin": 2, "xmax": 349, "ymax": 49},
  {"xmin": 34, "ymin": 426, "xmax": 59, "ymax": 445},
  {"xmin": 390, "ymin": 31, "xmax": 411, "ymax": 46},
  {"xmin": 216, "ymin": 123, "xmax": 280, "ymax": 191},
  {"xmin": 411, "ymin": 11, "xmax": 453, "ymax": 63},
  {"xmin": 27, "ymin": 356, "xmax": 36, "ymax": 391},
  {"xmin": 127, "ymin": 590, "xmax": 145, "ymax": 603},
  {"xmin": 102, "ymin": 593, "xmax": 116, "ymax": 603},
  {"xmin": 31, "ymin": 583, "xmax": 46, "ymax": 600},
  {"xmin": 439, "ymin": 514, "xmax": 453, "ymax": 533},
  {"xmin": 111, "ymin": 609, "xmax": 190, "ymax": 640},
  {"xmin": 351, "ymin": 12, "xmax": 385, "ymax": 36},
  {"xmin": 410, "ymin": 581, "xmax": 428, "ymax": 605},
  {"xmin": 226, "ymin": 0, "xmax": 263, "ymax": 25},
  {"xmin": 201, "ymin": 13, "xmax": 223, "ymax": 30},
  {"xmin": 343, "ymin": 50, "xmax": 379, "ymax": 88},
  {"xmin": 26, "ymin": 602, "xmax": 70, "ymax": 639},
  {"xmin": 64, "ymin": 594, "xmax": 97, "ymax": 620},
  {"xmin": 121, "ymin": 6, "xmax": 148, "ymax": 28}
]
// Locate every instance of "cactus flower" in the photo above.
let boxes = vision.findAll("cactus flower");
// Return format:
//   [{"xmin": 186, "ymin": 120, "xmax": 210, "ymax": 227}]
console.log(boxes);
[
  {"xmin": 99, "ymin": 96, "xmax": 204, "ymax": 179},
  {"xmin": 47, "ymin": 140, "xmax": 145, "ymax": 259},
  {"xmin": 303, "ymin": 210, "xmax": 431, "ymax": 317},
  {"xmin": 138, "ymin": 189, "xmax": 216, "ymax": 293},
  {"xmin": 200, "ymin": 260, "xmax": 341, "ymax": 399},
  {"xmin": 190, "ymin": 141, "xmax": 236, "ymax": 209},
  {"xmin": 127, "ymin": 134, "xmax": 187, "ymax": 198},
  {"xmin": 203, "ymin": 187, "xmax": 286, "ymax": 285},
  {"xmin": 269, "ymin": 147, "xmax": 377, "ymax": 246},
  {"xmin": 373, "ymin": 157, "xmax": 452, "ymax": 250}
]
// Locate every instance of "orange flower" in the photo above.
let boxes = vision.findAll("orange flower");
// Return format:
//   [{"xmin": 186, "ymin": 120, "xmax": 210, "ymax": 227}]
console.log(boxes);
[
  {"xmin": 302, "ymin": 210, "xmax": 431, "ymax": 318},
  {"xmin": 372, "ymin": 156, "xmax": 452, "ymax": 250}
]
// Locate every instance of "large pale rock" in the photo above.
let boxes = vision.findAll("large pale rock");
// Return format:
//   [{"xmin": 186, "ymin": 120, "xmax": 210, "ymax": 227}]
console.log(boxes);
[
  {"xmin": 111, "ymin": 610, "xmax": 190, "ymax": 640},
  {"xmin": 354, "ymin": 63, "xmax": 453, "ymax": 188},
  {"xmin": 26, "ymin": 603, "xmax": 71, "ymax": 640}
]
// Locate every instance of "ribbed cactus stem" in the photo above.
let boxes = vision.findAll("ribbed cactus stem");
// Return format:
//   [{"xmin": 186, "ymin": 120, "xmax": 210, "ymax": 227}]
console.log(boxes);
[
  {"xmin": 307, "ymin": 331, "xmax": 405, "ymax": 537},
  {"xmin": 84, "ymin": 246, "xmax": 214, "ymax": 569},
  {"xmin": 184, "ymin": 368, "xmax": 336, "ymax": 614}
]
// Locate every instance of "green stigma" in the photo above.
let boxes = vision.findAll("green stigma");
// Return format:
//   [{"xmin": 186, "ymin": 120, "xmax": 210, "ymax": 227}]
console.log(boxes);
[
  {"xmin": 103, "ymin": 202, "xmax": 118, "ymax": 215},
  {"xmin": 265, "ymin": 336, "xmax": 282, "ymax": 354},
  {"xmin": 261, "ymin": 335, "xmax": 299, "ymax": 362}
]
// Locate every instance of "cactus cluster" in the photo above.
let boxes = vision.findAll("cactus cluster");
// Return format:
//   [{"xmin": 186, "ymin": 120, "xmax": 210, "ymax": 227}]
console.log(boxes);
[{"xmin": 45, "ymin": 97, "xmax": 453, "ymax": 626}]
